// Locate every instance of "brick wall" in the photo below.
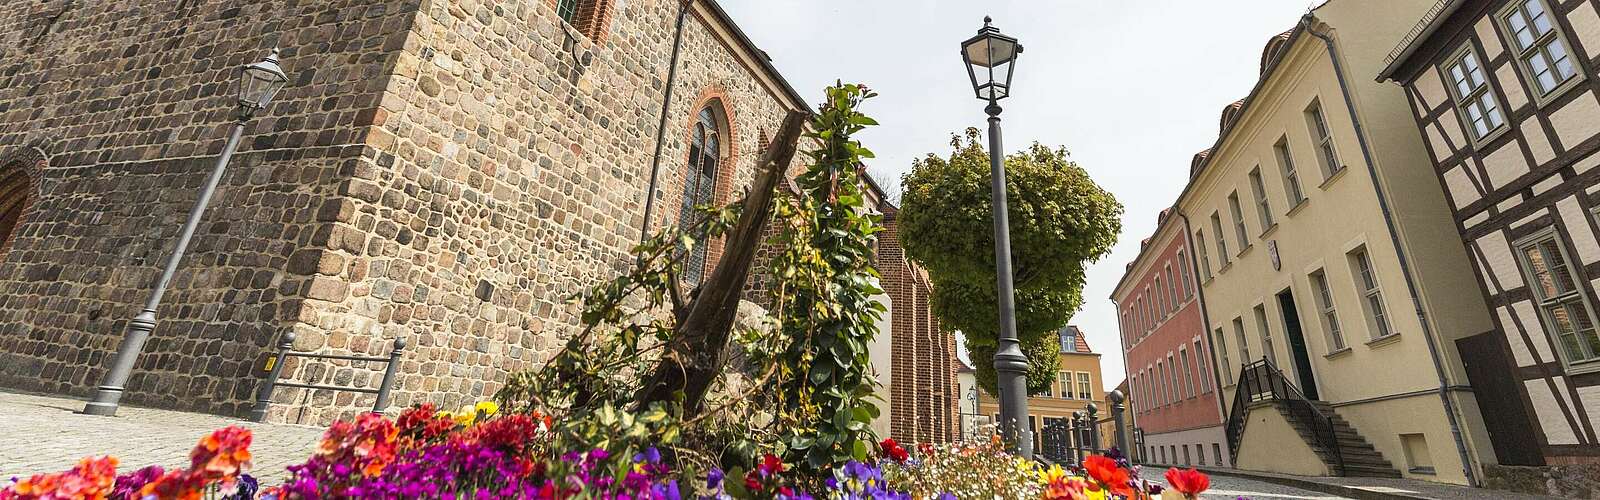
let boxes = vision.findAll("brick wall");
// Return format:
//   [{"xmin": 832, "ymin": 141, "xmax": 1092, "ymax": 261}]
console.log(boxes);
[{"xmin": 880, "ymin": 210, "xmax": 957, "ymax": 443}]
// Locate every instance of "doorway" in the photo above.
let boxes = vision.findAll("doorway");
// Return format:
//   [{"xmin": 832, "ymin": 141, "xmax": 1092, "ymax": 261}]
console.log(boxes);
[{"xmin": 1276, "ymin": 289, "xmax": 1320, "ymax": 400}]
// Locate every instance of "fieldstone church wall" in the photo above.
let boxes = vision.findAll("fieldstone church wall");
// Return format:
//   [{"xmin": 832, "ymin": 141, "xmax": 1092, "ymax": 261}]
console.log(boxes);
[{"xmin": 0, "ymin": 0, "xmax": 956, "ymax": 435}]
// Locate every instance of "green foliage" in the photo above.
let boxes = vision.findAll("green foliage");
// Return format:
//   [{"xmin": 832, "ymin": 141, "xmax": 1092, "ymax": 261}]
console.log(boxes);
[
  {"xmin": 496, "ymin": 82, "xmax": 889, "ymax": 478},
  {"xmin": 930, "ymin": 278, "xmax": 1083, "ymax": 348},
  {"xmin": 900, "ymin": 128, "xmax": 1122, "ymax": 395},
  {"xmin": 769, "ymin": 83, "xmax": 886, "ymax": 471},
  {"xmin": 967, "ymin": 334, "xmax": 1062, "ymax": 396}
]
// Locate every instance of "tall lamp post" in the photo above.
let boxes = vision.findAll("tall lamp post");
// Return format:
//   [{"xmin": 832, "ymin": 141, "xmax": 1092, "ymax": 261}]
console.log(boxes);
[
  {"xmin": 84, "ymin": 49, "xmax": 289, "ymax": 417},
  {"xmin": 961, "ymin": 17, "xmax": 1030, "ymax": 458}
]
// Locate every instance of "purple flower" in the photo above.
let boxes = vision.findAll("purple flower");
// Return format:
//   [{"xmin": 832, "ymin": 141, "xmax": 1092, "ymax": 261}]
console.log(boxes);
[{"xmin": 706, "ymin": 467, "xmax": 724, "ymax": 488}]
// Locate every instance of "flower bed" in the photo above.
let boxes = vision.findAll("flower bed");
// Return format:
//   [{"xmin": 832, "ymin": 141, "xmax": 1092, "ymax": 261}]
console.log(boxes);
[{"xmin": 1, "ymin": 403, "xmax": 1209, "ymax": 500}]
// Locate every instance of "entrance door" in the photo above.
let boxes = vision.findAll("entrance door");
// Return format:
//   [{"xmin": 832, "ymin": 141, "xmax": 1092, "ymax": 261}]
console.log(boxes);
[{"xmin": 1276, "ymin": 289, "xmax": 1320, "ymax": 400}]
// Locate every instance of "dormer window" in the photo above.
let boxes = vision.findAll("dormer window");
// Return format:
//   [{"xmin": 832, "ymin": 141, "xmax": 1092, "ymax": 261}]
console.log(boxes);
[{"xmin": 1059, "ymin": 327, "xmax": 1077, "ymax": 353}]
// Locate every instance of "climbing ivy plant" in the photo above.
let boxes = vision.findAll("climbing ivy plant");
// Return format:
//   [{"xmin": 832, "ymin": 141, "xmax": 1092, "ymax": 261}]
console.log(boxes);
[{"xmin": 770, "ymin": 83, "xmax": 886, "ymax": 471}]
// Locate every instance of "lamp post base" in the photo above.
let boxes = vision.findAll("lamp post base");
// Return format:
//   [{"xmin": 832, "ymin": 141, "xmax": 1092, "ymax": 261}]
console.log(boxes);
[{"xmin": 82, "ymin": 310, "xmax": 157, "ymax": 417}]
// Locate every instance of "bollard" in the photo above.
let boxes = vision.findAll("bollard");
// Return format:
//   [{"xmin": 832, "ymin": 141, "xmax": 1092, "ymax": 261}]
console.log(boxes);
[
  {"xmin": 371, "ymin": 336, "xmax": 407, "ymax": 414},
  {"xmin": 249, "ymin": 332, "xmax": 297, "ymax": 422},
  {"xmin": 1108, "ymin": 390, "xmax": 1128, "ymax": 456},
  {"xmin": 1071, "ymin": 410, "xmax": 1084, "ymax": 464},
  {"xmin": 1085, "ymin": 403, "xmax": 1100, "ymax": 454}
]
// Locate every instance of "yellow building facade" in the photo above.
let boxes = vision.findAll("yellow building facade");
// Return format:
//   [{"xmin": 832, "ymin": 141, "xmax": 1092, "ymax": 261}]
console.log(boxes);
[
  {"xmin": 976, "ymin": 326, "xmax": 1108, "ymax": 457},
  {"xmin": 1175, "ymin": 0, "xmax": 1499, "ymax": 485}
]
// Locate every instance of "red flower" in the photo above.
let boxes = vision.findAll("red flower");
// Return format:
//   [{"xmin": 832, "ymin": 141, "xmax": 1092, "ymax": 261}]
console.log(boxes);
[
  {"xmin": 757, "ymin": 453, "xmax": 785, "ymax": 477},
  {"xmin": 1165, "ymin": 467, "xmax": 1210, "ymax": 498},
  {"xmin": 879, "ymin": 438, "xmax": 909, "ymax": 463},
  {"xmin": 1083, "ymin": 455, "xmax": 1134, "ymax": 497}
]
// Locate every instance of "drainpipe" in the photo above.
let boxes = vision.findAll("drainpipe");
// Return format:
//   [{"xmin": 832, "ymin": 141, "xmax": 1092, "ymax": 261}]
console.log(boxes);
[
  {"xmin": 1305, "ymin": 16, "xmax": 1478, "ymax": 486},
  {"xmin": 640, "ymin": 0, "xmax": 694, "ymax": 242},
  {"xmin": 1175, "ymin": 209, "xmax": 1231, "ymax": 430}
]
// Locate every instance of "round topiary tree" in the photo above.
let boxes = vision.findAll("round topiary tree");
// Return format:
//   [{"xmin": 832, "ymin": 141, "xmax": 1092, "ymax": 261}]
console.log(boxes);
[{"xmin": 900, "ymin": 128, "xmax": 1121, "ymax": 395}]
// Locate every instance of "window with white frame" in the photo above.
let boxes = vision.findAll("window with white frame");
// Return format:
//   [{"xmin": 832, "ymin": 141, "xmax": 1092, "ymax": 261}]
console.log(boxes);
[
  {"xmin": 1229, "ymin": 192, "xmax": 1249, "ymax": 252},
  {"xmin": 1211, "ymin": 213, "xmax": 1230, "ymax": 266},
  {"xmin": 1311, "ymin": 269, "xmax": 1346, "ymax": 350},
  {"xmin": 1350, "ymin": 247, "xmax": 1394, "ymax": 339},
  {"xmin": 1166, "ymin": 265, "xmax": 1178, "ymax": 311},
  {"xmin": 1165, "ymin": 354, "xmax": 1177, "ymax": 401},
  {"xmin": 1196, "ymin": 232, "xmax": 1213, "ymax": 280},
  {"xmin": 1249, "ymin": 168, "xmax": 1274, "ymax": 229},
  {"xmin": 1179, "ymin": 347, "xmax": 1194, "ymax": 399},
  {"xmin": 1060, "ymin": 327, "xmax": 1078, "ymax": 353},
  {"xmin": 1194, "ymin": 339, "xmax": 1210, "ymax": 393},
  {"xmin": 1275, "ymin": 137, "xmax": 1305, "ymax": 206},
  {"xmin": 1077, "ymin": 372, "xmax": 1092, "ymax": 400},
  {"xmin": 1233, "ymin": 317, "xmax": 1252, "ymax": 362},
  {"xmin": 1156, "ymin": 361, "xmax": 1167, "ymax": 405},
  {"xmin": 1214, "ymin": 328, "xmax": 1233, "ymax": 385},
  {"xmin": 1517, "ymin": 230, "xmax": 1600, "ymax": 365},
  {"xmin": 1179, "ymin": 250, "xmax": 1193, "ymax": 298},
  {"xmin": 1444, "ymin": 46, "xmax": 1506, "ymax": 140},
  {"xmin": 1304, "ymin": 99, "xmax": 1341, "ymax": 178},
  {"xmin": 1156, "ymin": 276, "xmax": 1167, "ymax": 317},
  {"xmin": 1501, "ymin": 0, "xmax": 1580, "ymax": 98},
  {"xmin": 1059, "ymin": 371, "xmax": 1074, "ymax": 399},
  {"xmin": 1254, "ymin": 304, "xmax": 1277, "ymax": 366}
]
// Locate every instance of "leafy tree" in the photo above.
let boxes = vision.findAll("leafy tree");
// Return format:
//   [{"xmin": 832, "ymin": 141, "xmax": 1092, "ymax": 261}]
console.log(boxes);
[
  {"xmin": 900, "ymin": 129, "xmax": 1121, "ymax": 395},
  {"xmin": 967, "ymin": 334, "xmax": 1062, "ymax": 395}
]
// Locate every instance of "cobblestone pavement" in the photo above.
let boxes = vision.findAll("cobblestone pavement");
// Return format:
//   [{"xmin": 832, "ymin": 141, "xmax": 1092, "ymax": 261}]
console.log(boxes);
[
  {"xmin": 1139, "ymin": 467, "xmax": 1352, "ymax": 499},
  {"xmin": 0, "ymin": 391, "xmax": 323, "ymax": 483}
]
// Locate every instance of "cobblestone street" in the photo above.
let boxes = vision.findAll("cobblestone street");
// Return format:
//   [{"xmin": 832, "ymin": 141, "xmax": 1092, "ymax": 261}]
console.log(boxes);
[
  {"xmin": 0, "ymin": 391, "xmax": 322, "ymax": 482},
  {"xmin": 1138, "ymin": 467, "xmax": 1351, "ymax": 500}
]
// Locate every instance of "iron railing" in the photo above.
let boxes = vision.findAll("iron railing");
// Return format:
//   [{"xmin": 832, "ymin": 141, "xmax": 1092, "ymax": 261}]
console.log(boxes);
[
  {"xmin": 1223, "ymin": 357, "xmax": 1343, "ymax": 475},
  {"xmin": 249, "ymin": 331, "xmax": 407, "ymax": 422}
]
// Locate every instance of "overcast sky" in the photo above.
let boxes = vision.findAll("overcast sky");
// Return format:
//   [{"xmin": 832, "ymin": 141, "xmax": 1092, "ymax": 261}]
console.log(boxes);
[{"xmin": 720, "ymin": 0, "xmax": 1322, "ymax": 389}]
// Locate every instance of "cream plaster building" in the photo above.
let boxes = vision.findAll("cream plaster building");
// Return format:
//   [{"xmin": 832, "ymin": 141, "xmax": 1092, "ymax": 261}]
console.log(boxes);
[{"xmin": 1175, "ymin": 0, "xmax": 1498, "ymax": 485}]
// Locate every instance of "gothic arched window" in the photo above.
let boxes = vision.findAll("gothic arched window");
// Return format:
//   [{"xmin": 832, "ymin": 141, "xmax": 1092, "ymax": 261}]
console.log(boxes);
[
  {"xmin": 0, "ymin": 157, "xmax": 36, "ymax": 263},
  {"xmin": 678, "ymin": 104, "xmax": 723, "ymax": 285}
]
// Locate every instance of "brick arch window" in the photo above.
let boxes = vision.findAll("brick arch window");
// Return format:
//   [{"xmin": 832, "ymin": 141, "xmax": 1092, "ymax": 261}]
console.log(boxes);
[
  {"xmin": 0, "ymin": 148, "xmax": 44, "ymax": 264},
  {"xmin": 678, "ymin": 103, "xmax": 728, "ymax": 285},
  {"xmin": 551, "ymin": 0, "xmax": 618, "ymax": 43}
]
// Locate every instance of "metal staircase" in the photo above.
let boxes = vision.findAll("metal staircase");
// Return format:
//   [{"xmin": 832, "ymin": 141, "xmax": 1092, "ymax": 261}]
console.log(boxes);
[{"xmin": 1224, "ymin": 358, "xmax": 1400, "ymax": 478}]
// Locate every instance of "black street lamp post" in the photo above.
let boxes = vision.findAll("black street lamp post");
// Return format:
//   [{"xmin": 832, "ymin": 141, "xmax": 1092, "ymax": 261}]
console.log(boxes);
[
  {"xmin": 961, "ymin": 16, "xmax": 1030, "ymax": 458},
  {"xmin": 84, "ymin": 49, "xmax": 289, "ymax": 417}
]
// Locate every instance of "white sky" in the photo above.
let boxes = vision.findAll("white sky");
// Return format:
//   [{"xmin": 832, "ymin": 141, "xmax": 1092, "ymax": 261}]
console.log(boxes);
[{"xmin": 720, "ymin": 0, "xmax": 1320, "ymax": 389}]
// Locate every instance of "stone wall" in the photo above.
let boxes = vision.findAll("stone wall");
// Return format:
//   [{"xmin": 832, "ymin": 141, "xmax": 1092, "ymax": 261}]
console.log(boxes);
[
  {"xmin": 0, "ymin": 0, "xmax": 419, "ymax": 416},
  {"xmin": 0, "ymin": 0, "xmax": 954, "ymax": 434}
]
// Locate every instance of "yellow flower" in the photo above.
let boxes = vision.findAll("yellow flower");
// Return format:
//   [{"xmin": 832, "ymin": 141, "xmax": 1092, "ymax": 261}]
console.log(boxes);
[
  {"xmin": 454, "ymin": 405, "xmax": 477, "ymax": 426},
  {"xmin": 475, "ymin": 401, "xmax": 499, "ymax": 416}
]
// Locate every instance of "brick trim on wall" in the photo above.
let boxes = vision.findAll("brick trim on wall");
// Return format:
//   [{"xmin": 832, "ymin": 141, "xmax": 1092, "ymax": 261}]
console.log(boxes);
[
  {"xmin": 0, "ymin": 147, "xmax": 47, "ymax": 264},
  {"xmin": 682, "ymin": 86, "xmax": 740, "ymax": 275},
  {"xmin": 544, "ymin": 0, "xmax": 619, "ymax": 43}
]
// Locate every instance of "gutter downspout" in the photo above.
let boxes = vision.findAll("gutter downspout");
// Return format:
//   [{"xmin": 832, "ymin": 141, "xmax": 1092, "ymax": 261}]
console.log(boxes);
[
  {"xmin": 640, "ymin": 0, "xmax": 694, "ymax": 242},
  {"xmin": 1306, "ymin": 17, "xmax": 1477, "ymax": 486},
  {"xmin": 1176, "ymin": 209, "xmax": 1230, "ymax": 435}
]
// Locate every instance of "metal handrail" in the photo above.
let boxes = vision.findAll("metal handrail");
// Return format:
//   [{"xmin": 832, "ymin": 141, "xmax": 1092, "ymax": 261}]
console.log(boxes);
[
  {"xmin": 248, "ymin": 331, "xmax": 407, "ymax": 422},
  {"xmin": 1223, "ymin": 357, "xmax": 1344, "ymax": 475}
]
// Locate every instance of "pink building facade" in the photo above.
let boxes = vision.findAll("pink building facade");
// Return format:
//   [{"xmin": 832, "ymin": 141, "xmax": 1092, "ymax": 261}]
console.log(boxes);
[{"xmin": 1112, "ymin": 209, "xmax": 1231, "ymax": 468}]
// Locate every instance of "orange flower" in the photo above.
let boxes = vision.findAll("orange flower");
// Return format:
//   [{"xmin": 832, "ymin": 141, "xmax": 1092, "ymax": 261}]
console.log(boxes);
[
  {"xmin": 1164, "ymin": 467, "xmax": 1210, "ymax": 498},
  {"xmin": 2, "ymin": 456, "xmax": 118, "ymax": 500},
  {"xmin": 1082, "ymin": 455, "xmax": 1134, "ymax": 497},
  {"xmin": 191, "ymin": 426, "xmax": 253, "ymax": 479}
]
